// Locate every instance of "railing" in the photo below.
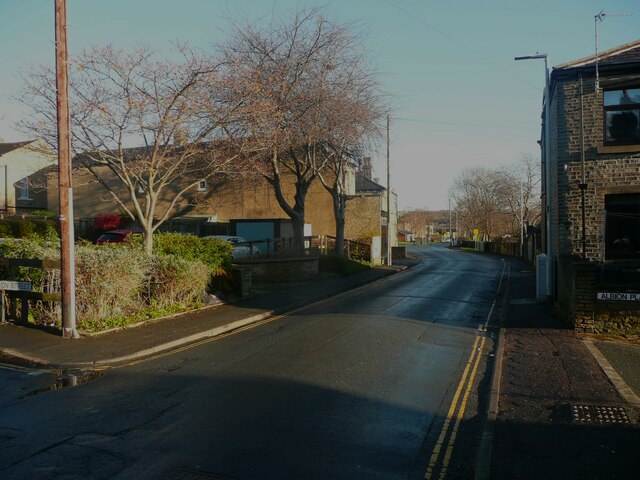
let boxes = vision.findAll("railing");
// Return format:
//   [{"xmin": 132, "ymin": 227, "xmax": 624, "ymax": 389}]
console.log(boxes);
[
  {"xmin": 313, "ymin": 235, "xmax": 371, "ymax": 261},
  {"xmin": 234, "ymin": 235, "xmax": 371, "ymax": 261}
]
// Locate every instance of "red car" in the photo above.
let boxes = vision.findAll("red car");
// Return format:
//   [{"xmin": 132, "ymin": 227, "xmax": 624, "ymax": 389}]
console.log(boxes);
[{"xmin": 96, "ymin": 229, "xmax": 142, "ymax": 245}]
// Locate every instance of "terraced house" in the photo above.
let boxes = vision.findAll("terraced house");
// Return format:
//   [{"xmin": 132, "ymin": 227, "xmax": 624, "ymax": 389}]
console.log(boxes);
[{"xmin": 546, "ymin": 39, "xmax": 640, "ymax": 333}]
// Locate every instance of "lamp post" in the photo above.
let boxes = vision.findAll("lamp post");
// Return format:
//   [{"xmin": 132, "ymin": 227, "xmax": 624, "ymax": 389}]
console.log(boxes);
[{"xmin": 515, "ymin": 53, "xmax": 552, "ymax": 298}]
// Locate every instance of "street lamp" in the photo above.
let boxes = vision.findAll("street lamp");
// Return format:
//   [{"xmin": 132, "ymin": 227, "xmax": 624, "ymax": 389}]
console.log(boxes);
[{"xmin": 515, "ymin": 53, "xmax": 552, "ymax": 298}]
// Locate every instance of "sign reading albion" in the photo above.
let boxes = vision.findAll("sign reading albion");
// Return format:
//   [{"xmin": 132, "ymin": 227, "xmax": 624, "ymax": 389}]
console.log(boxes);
[{"xmin": 597, "ymin": 292, "xmax": 640, "ymax": 301}]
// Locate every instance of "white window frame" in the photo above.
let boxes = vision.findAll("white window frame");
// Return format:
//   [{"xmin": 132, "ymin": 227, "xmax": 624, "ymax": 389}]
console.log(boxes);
[{"xmin": 198, "ymin": 179, "xmax": 208, "ymax": 192}]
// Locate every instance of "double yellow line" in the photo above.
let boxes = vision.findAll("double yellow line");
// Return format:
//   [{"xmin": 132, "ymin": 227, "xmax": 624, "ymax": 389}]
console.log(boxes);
[
  {"xmin": 424, "ymin": 332, "xmax": 487, "ymax": 479},
  {"xmin": 425, "ymin": 261, "xmax": 506, "ymax": 479}
]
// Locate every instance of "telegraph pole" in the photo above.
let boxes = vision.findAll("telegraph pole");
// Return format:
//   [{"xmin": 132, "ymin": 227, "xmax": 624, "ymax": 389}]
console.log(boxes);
[
  {"xmin": 55, "ymin": 0, "xmax": 78, "ymax": 338},
  {"xmin": 448, "ymin": 198, "xmax": 451, "ymax": 243},
  {"xmin": 386, "ymin": 114, "xmax": 392, "ymax": 266}
]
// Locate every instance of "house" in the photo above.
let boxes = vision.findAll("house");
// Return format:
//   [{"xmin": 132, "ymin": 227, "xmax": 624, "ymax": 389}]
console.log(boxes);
[
  {"xmin": 345, "ymin": 170, "xmax": 398, "ymax": 255},
  {"xmin": 0, "ymin": 140, "xmax": 55, "ymax": 214},
  {"xmin": 39, "ymin": 147, "xmax": 398, "ymax": 252},
  {"xmin": 544, "ymin": 39, "xmax": 640, "ymax": 332}
]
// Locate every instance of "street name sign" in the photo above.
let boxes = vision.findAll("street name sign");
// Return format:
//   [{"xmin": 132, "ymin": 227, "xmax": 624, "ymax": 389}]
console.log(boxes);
[
  {"xmin": 0, "ymin": 280, "xmax": 32, "ymax": 291},
  {"xmin": 597, "ymin": 292, "xmax": 640, "ymax": 301}
]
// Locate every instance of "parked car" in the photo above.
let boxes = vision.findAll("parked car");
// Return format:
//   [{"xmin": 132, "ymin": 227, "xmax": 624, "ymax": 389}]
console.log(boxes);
[
  {"xmin": 203, "ymin": 235, "xmax": 260, "ymax": 260},
  {"xmin": 96, "ymin": 229, "xmax": 142, "ymax": 245}
]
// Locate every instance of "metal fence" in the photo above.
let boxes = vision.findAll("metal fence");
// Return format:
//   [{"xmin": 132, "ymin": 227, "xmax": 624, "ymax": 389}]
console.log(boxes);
[{"xmin": 234, "ymin": 235, "xmax": 371, "ymax": 262}]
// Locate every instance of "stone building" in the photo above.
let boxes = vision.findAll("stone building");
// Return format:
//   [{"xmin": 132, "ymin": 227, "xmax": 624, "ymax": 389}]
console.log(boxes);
[{"xmin": 546, "ymin": 39, "xmax": 640, "ymax": 332}]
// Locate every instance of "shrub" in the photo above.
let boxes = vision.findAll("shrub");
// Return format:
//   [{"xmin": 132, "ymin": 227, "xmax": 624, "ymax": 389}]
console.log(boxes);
[
  {"xmin": 147, "ymin": 233, "xmax": 233, "ymax": 292},
  {"xmin": 31, "ymin": 210, "xmax": 57, "ymax": 217},
  {"xmin": 151, "ymin": 233, "xmax": 232, "ymax": 273},
  {"xmin": 0, "ymin": 234, "xmax": 229, "ymax": 331},
  {"xmin": 148, "ymin": 254, "xmax": 210, "ymax": 309},
  {"xmin": 0, "ymin": 218, "xmax": 58, "ymax": 241},
  {"xmin": 74, "ymin": 244, "xmax": 149, "ymax": 330},
  {"xmin": 11, "ymin": 218, "xmax": 36, "ymax": 238},
  {"xmin": 0, "ymin": 222, "xmax": 13, "ymax": 237},
  {"xmin": 0, "ymin": 237, "xmax": 59, "ymax": 292}
]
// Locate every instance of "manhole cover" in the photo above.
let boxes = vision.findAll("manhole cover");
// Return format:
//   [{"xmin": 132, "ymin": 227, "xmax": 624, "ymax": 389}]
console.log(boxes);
[
  {"xmin": 571, "ymin": 404, "xmax": 630, "ymax": 424},
  {"xmin": 168, "ymin": 469, "xmax": 236, "ymax": 480}
]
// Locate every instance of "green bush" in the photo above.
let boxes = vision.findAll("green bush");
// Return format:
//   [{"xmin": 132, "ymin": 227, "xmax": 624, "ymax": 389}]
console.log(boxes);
[
  {"xmin": 0, "ymin": 218, "xmax": 58, "ymax": 241},
  {"xmin": 31, "ymin": 210, "xmax": 57, "ymax": 217},
  {"xmin": 0, "ymin": 234, "xmax": 229, "ymax": 332},
  {"xmin": 74, "ymin": 244, "xmax": 149, "ymax": 330},
  {"xmin": 148, "ymin": 254, "xmax": 210, "ymax": 309},
  {"xmin": 0, "ymin": 237, "xmax": 59, "ymax": 292},
  {"xmin": 0, "ymin": 222, "xmax": 13, "ymax": 237},
  {"xmin": 151, "ymin": 233, "xmax": 232, "ymax": 272}
]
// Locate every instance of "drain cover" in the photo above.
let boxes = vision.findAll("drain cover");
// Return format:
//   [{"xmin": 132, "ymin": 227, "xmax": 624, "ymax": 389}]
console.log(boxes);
[{"xmin": 571, "ymin": 404, "xmax": 630, "ymax": 424}]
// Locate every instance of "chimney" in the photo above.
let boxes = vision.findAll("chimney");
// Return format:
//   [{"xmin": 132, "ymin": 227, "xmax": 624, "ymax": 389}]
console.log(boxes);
[{"xmin": 360, "ymin": 156, "xmax": 372, "ymax": 179}]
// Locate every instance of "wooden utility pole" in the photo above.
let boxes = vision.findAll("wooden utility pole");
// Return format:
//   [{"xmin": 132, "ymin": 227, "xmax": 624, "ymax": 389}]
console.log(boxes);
[
  {"xmin": 386, "ymin": 114, "xmax": 392, "ymax": 266},
  {"xmin": 55, "ymin": 0, "xmax": 78, "ymax": 338}
]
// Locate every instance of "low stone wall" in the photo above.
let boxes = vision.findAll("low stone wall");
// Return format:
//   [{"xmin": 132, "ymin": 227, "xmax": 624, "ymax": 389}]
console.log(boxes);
[
  {"xmin": 560, "ymin": 257, "xmax": 640, "ymax": 335},
  {"xmin": 240, "ymin": 256, "xmax": 320, "ymax": 283}
]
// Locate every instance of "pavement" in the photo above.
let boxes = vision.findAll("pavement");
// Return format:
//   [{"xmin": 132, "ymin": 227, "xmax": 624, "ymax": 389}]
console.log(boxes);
[
  {"xmin": 485, "ymin": 257, "xmax": 640, "ymax": 480},
  {"xmin": 2, "ymin": 251, "xmax": 640, "ymax": 478}
]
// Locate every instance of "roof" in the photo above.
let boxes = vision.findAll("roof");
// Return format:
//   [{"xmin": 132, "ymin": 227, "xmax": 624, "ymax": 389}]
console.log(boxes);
[
  {"xmin": 0, "ymin": 140, "xmax": 36, "ymax": 157},
  {"xmin": 554, "ymin": 39, "xmax": 640, "ymax": 71},
  {"xmin": 355, "ymin": 173, "xmax": 385, "ymax": 193}
]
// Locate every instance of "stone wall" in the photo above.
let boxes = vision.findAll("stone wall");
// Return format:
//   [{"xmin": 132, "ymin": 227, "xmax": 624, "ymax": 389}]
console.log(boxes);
[
  {"xmin": 245, "ymin": 257, "xmax": 319, "ymax": 283},
  {"xmin": 559, "ymin": 257, "xmax": 640, "ymax": 335},
  {"xmin": 551, "ymin": 70, "xmax": 640, "ymax": 313}
]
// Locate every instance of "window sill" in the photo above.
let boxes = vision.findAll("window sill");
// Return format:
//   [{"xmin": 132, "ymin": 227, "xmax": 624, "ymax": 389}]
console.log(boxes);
[
  {"xmin": 598, "ymin": 144, "xmax": 640, "ymax": 154},
  {"xmin": 17, "ymin": 197, "xmax": 32, "ymax": 201}
]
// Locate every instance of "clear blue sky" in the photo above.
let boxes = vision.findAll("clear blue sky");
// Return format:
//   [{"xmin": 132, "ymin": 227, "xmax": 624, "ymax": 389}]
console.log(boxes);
[{"xmin": 0, "ymin": 0, "xmax": 637, "ymax": 210}]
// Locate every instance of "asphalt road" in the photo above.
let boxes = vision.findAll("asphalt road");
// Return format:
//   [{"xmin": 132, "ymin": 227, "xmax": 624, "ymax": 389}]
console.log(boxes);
[{"xmin": 0, "ymin": 245, "xmax": 504, "ymax": 479}]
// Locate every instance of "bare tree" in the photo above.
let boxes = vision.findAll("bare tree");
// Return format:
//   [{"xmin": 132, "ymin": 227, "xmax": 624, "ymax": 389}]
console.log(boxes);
[
  {"xmin": 450, "ymin": 167, "xmax": 507, "ymax": 241},
  {"xmin": 316, "ymin": 74, "xmax": 386, "ymax": 257},
  {"xmin": 496, "ymin": 154, "xmax": 542, "ymax": 237},
  {"xmin": 18, "ymin": 45, "xmax": 246, "ymax": 254},
  {"xmin": 222, "ymin": 9, "xmax": 377, "ymax": 255}
]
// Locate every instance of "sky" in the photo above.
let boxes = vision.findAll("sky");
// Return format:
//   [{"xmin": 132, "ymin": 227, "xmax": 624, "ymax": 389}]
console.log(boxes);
[{"xmin": 0, "ymin": 0, "xmax": 637, "ymax": 211}]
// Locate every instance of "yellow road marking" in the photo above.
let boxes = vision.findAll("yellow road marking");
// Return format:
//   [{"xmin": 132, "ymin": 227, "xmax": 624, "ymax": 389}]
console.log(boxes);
[
  {"xmin": 438, "ymin": 336, "xmax": 487, "ymax": 479},
  {"xmin": 424, "ymin": 261, "xmax": 506, "ymax": 479},
  {"xmin": 424, "ymin": 335, "xmax": 481, "ymax": 480}
]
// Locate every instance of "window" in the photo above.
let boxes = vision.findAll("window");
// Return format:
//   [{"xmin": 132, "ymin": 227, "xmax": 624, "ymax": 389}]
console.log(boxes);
[
  {"xmin": 603, "ymin": 88, "xmax": 640, "ymax": 145},
  {"xmin": 605, "ymin": 193, "xmax": 640, "ymax": 260},
  {"xmin": 197, "ymin": 179, "xmax": 208, "ymax": 192},
  {"xmin": 17, "ymin": 178, "xmax": 30, "ymax": 200}
]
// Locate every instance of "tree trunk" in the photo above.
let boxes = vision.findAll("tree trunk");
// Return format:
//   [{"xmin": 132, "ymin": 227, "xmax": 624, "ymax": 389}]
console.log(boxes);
[
  {"xmin": 143, "ymin": 223, "xmax": 153, "ymax": 256},
  {"xmin": 333, "ymin": 190, "xmax": 347, "ymax": 258},
  {"xmin": 291, "ymin": 209, "xmax": 306, "ymax": 256}
]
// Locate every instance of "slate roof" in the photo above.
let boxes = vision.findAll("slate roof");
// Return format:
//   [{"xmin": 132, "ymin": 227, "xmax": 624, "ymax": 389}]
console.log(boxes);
[
  {"xmin": 0, "ymin": 140, "xmax": 36, "ymax": 157},
  {"xmin": 554, "ymin": 39, "xmax": 640, "ymax": 71},
  {"xmin": 355, "ymin": 173, "xmax": 385, "ymax": 193}
]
